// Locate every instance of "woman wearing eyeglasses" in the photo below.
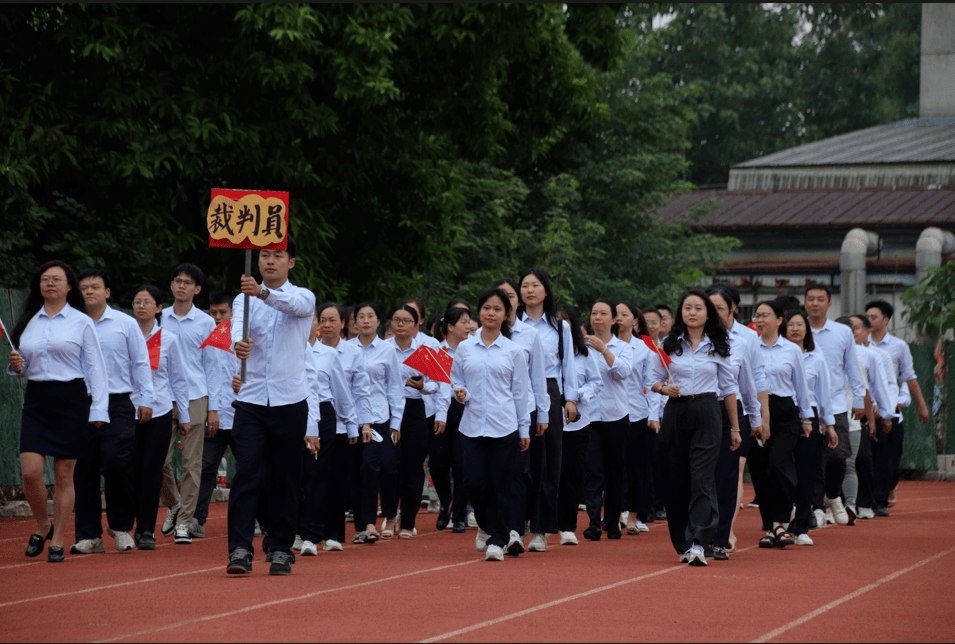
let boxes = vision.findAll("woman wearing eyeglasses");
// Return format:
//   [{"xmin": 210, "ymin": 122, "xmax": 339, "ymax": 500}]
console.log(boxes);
[{"xmin": 8, "ymin": 261, "xmax": 110, "ymax": 562}]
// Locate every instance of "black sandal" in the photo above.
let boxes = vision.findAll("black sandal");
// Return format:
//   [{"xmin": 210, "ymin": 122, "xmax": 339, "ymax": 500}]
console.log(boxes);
[
  {"xmin": 758, "ymin": 531, "xmax": 777, "ymax": 549},
  {"xmin": 773, "ymin": 525, "xmax": 795, "ymax": 547},
  {"xmin": 48, "ymin": 546, "xmax": 65, "ymax": 563}
]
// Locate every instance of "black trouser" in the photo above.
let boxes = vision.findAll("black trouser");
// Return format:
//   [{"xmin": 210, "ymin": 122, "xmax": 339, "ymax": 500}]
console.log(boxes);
[
  {"xmin": 790, "ymin": 410, "xmax": 822, "ymax": 536},
  {"xmin": 463, "ymin": 431, "xmax": 518, "ymax": 549},
  {"xmin": 395, "ymin": 398, "xmax": 429, "ymax": 530},
  {"xmin": 714, "ymin": 401, "xmax": 751, "ymax": 548},
  {"xmin": 75, "ymin": 394, "xmax": 137, "ymax": 540},
  {"xmin": 195, "ymin": 429, "xmax": 238, "ymax": 526},
  {"xmin": 625, "ymin": 418, "xmax": 652, "ymax": 518},
  {"xmin": 749, "ymin": 395, "xmax": 800, "ymax": 527},
  {"xmin": 527, "ymin": 378, "xmax": 563, "ymax": 534},
  {"xmin": 299, "ymin": 401, "xmax": 336, "ymax": 543},
  {"xmin": 508, "ymin": 411, "xmax": 536, "ymax": 536},
  {"xmin": 132, "ymin": 410, "xmax": 173, "ymax": 536},
  {"xmin": 583, "ymin": 421, "xmax": 605, "ymax": 528},
  {"xmin": 228, "ymin": 399, "xmax": 307, "ymax": 556},
  {"xmin": 873, "ymin": 417, "xmax": 904, "ymax": 508},
  {"xmin": 589, "ymin": 417, "xmax": 628, "ymax": 535},
  {"xmin": 353, "ymin": 422, "xmax": 386, "ymax": 530},
  {"xmin": 658, "ymin": 393, "xmax": 721, "ymax": 554},
  {"xmin": 323, "ymin": 433, "xmax": 350, "ymax": 542},
  {"xmin": 856, "ymin": 420, "xmax": 876, "ymax": 508},
  {"xmin": 557, "ymin": 427, "xmax": 590, "ymax": 532},
  {"xmin": 814, "ymin": 411, "xmax": 851, "ymax": 507},
  {"xmin": 429, "ymin": 400, "xmax": 468, "ymax": 524}
]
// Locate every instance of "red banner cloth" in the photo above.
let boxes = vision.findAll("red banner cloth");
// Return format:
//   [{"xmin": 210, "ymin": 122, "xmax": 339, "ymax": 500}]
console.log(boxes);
[
  {"xmin": 640, "ymin": 335, "xmax": 672, "ymax": 368},
  {"xmin": 403, "ymin": 344, "xmax": 451, "ymax": 384},
  {"xmin": 199, "ymin": 320, "xmax": 235, "ymax": 354},
  {"xmin": 146, "ymin": 329, "xmax": 162, "ymax": 370}
]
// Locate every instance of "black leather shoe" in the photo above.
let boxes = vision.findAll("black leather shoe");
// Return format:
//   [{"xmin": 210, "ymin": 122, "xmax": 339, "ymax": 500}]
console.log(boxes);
[
  {"xmin": 583, "ymin": 527, "xmax": 601, "ymax": 541},
  {"xmin": 875, "ymin": 506, "xmax": 890, "ymax": 517},
  {"xmin": 138, "ymin": 532, "xmax": 157, "ymax": 550},
  {"xmin": 808, "ymin": 513, "xmax": 818, "ymax": 529},
  {"xmin": 712, "ymin": 546, "xmax": 729, "ymax": 561},
  {"xmin": 436, "ymin": 507, "xmax": 451, "ymax": 531},
  {"xmin": 26, "ymin": 525, "xmax": 54, "ymax": 558},
  {"xmin": 703, "ymin": 544, "xmax": 715, "ymax": 558},
  {"xmin": 644, "ymin": 514, "xmax": 655, "ymax": 524},
  {"xmin": 451, "ymin": 521, "xmax": 466, "ymax": 533},
  {"xmin": 606, "ymin": 530, "xmax": 622, "ymax": 540},
  {"xmin": 654, "ymin": 510, "xmax": 667, "ymax": 521},
  {"xmin": 48, "ymin": 546, "xmax": 65, "ymax": 563}
]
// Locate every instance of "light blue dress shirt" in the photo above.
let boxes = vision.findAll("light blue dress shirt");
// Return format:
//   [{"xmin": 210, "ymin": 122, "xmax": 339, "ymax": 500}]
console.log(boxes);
[
  {"xmin": 213, "ymin": 347, "xmax": 238, "ymax": 430},
  {"xmin": 591, "ymin": 335, "xmax": 633, "ymax": 423},
  {"xmin": 519, "ymin": 312, "xmax": 578, "ymax": 400},
  {"xmin": 386, "ymin": 335, "xmax": 440, "ymax": 408},
  {"xmin": 161, "ymin": 304, "xmax": 220, "ymax": 410},
  {"xmin": 803, "ymin": 349, "xmax": 835, "ymax": 426},
  {"xmin": 565, "ymin": 350, "xmax": 602, "ymax": 432},
  {"xmin": 857, "ymin": 344, "xmax": 898, "ymax": 420},
  {"xmin": 435, "ymin": 340, "xmax": 459, "ymax": 423},
  {"xmin": 720, "ymin": 328, "xmax": 761, "ymax": 421},
  {"xmin": 868, "ymin": 332, "xmax": 916, "ymax": 409},
  {"xmin": 9, "ymin": 303, "xmax": 110, "ymax": 424},
  {"xmin": 758, "ymin": 335, "xmax": 813, "ymax": 420},
  {"xmin": 93, "ymin": 306, "xmax": 157, "ymax": 410},
  {"xmin": 811, "ymin": 318, "xmax": 866, "ymax": 414},
  {"xmin": 326, "ymin": 338, "xmax": 372, "ymax": 435},
  {"xmin": 306, "ymin": 342, "xmax": 357, "ymax": 438},
  {"xmin": 415, "ymin": 331, "xmax": 443, "ymax": 418},
  {"xmin": 624, "ymin": 335, "xmax": 654, "ymax": 422},
  {"xmin": 144, "ymin": 322, "xmax": 190, "ymax": 423},
  {"xmin": 649, "ymin": 334, "xmax": 739, "ymax": 401},
  {"xmin": 451, "ymin": 333, "xmax": 531, "ymax": 439},
  {"xmin": 508, "ymin": 318, "xmax": 551, "ymax": 417},
  {"xmin": 230, "ymin": 280, "xmax": 315, "ymax": 407},
  {"xmin": 728, "ymin": 320, "xmax": 768, "ymax": 394},
  {"xmin": 350, "ymin": 336, "xmax": 405, "ymax": 430}
]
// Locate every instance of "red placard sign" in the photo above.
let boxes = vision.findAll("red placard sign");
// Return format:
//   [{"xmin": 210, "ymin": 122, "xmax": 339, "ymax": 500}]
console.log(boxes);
[{"xmin": 207, "ymin": 189, "xmax": 289, "ymax": 250}]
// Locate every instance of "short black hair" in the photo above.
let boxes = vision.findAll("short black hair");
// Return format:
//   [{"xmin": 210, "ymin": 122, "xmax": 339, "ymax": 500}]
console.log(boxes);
[
  {"xmin": 654, "ymin": 304, "xmax": 673, "ymax": 316},
  {"xmin": 285, "ymin": 234, "xmax": 297, "ymax": 259},
  {"xmin": 209, "ymin": 290, "xmax": 233, "ymax": 307},
  {"xmin": 173, "ymin": 263, "xmax": 204, "ymax": 287},
  {"xmin": 865, "ymin": 299, "xmax": 894, "ymax": 320},
  {"xmin": 851, "ymin": 314, "xmax": 871, "ymax": 329},
  {"xmin": 316, "ymin": 301, "xmax": 346, "ymax": 320},
  {"xmin": 354, "ymin": 301, "xmax": 381, "ymax": 321},
  {"xmin": 404, "ymin": 299, "xmax": 426, "ymax": 324},
  {"xmin": 78, "ymin": 268, "xmax": 110, "ymax": 289},
  {"xmin": 706, "ymin": 282, "xmax": 740, "ymax": 307},
  {"xmin": 834, "ymin": 316, "xmax": 854, "ymax": 330},
  {"xmin": 774, "ymin": 294, "xmax": 802, "ymax": 314},
  {"xmin": 642, "ymin": 306, "xmax": 660, "ymax": 318},
  {"xmin": 805, "ymin": 283, "xmax": 831, "ymax": 300}
]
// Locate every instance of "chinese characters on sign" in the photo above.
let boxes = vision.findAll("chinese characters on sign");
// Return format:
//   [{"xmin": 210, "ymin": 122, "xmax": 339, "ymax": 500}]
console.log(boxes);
[{"xmin": 207, "ymin": 189, "xmax": 289, "ymax": 250}]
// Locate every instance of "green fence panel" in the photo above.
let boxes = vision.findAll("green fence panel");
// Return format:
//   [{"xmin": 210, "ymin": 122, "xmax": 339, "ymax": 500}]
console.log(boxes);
[
  {"xmin": 0, "ymin": 290, "xmax": 30, "ymax": 486},
  {"xmin": 901, "ymin": 343, "xmax": 939, "ymax": 471},
  {"xmin": 946, "ymin": 342, "xmax": 955, "ymax": 457}
]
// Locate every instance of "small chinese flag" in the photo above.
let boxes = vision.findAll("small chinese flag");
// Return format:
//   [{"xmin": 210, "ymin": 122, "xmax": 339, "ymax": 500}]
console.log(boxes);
[
  {"xmin": 403, "ymin": 345, "xmax": 451, "ymax": 384},
  {"xmin": 146, "ymin": 329, "xmax": 162, "ymax": 370},
  {"xmin": 435, "ymin": 346, "xmax": 454, "ymax": 380},
  {"xmin": 748, "ymin": 320, "xmax": 760, "ymax": 335},
  {"xmin": 200, "ymin": 320, "xmax": 235, "ymax": 354},
  {"xmin": 641, "ymin": 335, "xmax": 671, "ymax": 368}
]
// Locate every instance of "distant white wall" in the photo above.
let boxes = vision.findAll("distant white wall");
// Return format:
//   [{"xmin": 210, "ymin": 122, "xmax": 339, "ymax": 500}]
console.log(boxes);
[{"xmin": 921, "ymin": 3, "xmax": 955, "ymax": 119}]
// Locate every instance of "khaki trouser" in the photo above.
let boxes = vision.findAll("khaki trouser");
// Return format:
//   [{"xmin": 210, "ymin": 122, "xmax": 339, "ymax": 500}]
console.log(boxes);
[{"xmin": 160, "ymin": 396, "xmax": 207, "ymax": 526}]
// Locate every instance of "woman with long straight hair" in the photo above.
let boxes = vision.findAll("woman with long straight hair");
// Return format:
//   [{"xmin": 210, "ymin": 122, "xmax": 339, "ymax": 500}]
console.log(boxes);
[
  {"xmin": 784, "ymin": 309, "xmax": 837, "ymax": 545},
  {"xmin": 129, "ymin": 285, "xmax": 191, "ymax": 550},
  {"xmin": 750, "ymin": 300, "xmax": 813, "ymax": 549},
  {"xmin": 350, "ymin": 302, "xmax": 404, "ymax": 542},
  {"xmin": 648, "ymin": 290, "xmax": 739, "ymax": 566},
  {"xmin": 8, "ymin": 261, "xmax": 109, "ymax": 562},
  {"xmin": 451, "ymin": 288, "xmax": 531, "ymax": 561},
  {"xmin": 431, "ymin": 302, "xmax": 473, "ymax": 533},
  {"xmin": 581, "ymin": 299, "xmax": 633, "ymax": 541},
  {"xmin": 517, "ymin": 268, "xmax": 577, "ymax": 552},
  {"xmin": 555, "ymin": 305, "xmax": 601, "ymax": 545}
]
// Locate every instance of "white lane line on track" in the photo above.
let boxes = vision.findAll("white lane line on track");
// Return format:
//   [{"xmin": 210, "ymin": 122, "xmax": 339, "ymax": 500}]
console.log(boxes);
[
  {"xmin": 419, "ymin": 545, "xmax": 759, "ymax": 644},
  {"xmin": 751, "ymin": 545, "xmax": 955, "ymax": 643},
  {"xmin": 95, "ymin": 559, "xmax": 480, "ymax": 643}
]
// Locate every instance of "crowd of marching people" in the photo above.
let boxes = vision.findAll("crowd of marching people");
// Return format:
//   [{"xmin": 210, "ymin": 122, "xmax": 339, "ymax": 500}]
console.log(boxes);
[{"xmin": 7, "ymin": 242, "xmax": 930, "ymax": 572}]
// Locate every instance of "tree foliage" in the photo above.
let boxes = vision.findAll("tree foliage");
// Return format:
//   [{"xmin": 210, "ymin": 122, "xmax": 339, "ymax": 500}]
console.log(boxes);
[{"xmin": 902, "ymin": 263, "xmax": 955, "ymax": 341}]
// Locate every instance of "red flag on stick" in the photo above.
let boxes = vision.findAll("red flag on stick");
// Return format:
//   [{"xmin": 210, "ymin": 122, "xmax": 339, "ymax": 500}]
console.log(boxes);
[
  {"xmin": 403, "ymin": 344, "xmax": 451, "ymax": 384},
  {"xmin": 146, "ymin": 329, "xmax": 162, "ymax": 370},
  {"xmin": 435, "ymin": 346, "xmax": 454, "ymax": 380},
  {"xmin": 200, "ymin": 320, "xmax": 235, "ymax": 354},
  {"xmin": 641, "ymin": 335, "xmax": 671, "ymax": 368}
]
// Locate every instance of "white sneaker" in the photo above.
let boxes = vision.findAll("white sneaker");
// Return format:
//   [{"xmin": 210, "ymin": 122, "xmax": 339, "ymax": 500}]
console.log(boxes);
[
  {"xmin": 682, "ymin": 544, "xmax": 707, "ymax": 566},
  {"xmin": 559, "ymin": 531, "xmax": 578, "ymax": 545},
  {"xmin": 485, "ymin": 544, "xmax": 504, "ymax": 561},
  {"xmin": 825, "ymin": 509, "xmax": 835, "ymax": 525},
  {"xmin": 476, "ymin": 529, "xmax": 490, "ymax": 553},
  {"xmin": 619, "ymin": 511, "xmax": 629, "ymax": 525},
  {"xmin": 826, "ymin": 496, "xmax": 849, "ymax": 526},
  {"xmin": 161, "ymin": 506, "xmax": 179, "ymax": 536},
  {"xmin": 812, "ymin": 509, "xmax": 826, "ymax": 529},
  {"xmin": 70, "ymin": 538, "xmax": 106, "ymax": 554},
  {"xmin": 292, "ymin": 535, "xmax": 304, "ymax": 551},
  {"xmin": 858, "ymin": 507, "xmax": 875, "ymax": 519},
  {"xmin": 578, "ymin": 503, "xmax": 586, "ymax": 511},
  {"xmin": 506, "ymin": 530, "xmax": 525, "ymax": 555},
  {"xmin": 795, "ymin": 533, "xmax": 814, "ymax": 546},
  {"xmin": 528, "ymin": 533, "xmax": 547, "ymax": 552},
  {"xmin": 467, "ymin": 512, "xmax": 478, "ymax": 528},
  {"xmin": 174, "ymin": 524, "xmax": 192, "ymax": 544},
  {"xmin": 323, "ymin": 539, "xmax": 343, "ymax": 551},
  {"xmin": 254, "ymin": 521, "xmax": 264, "ymax": 537},
  {"xmin": 635, "ymin": 520, "xmax": 649, "ymax": 533},
  {"xmin": 114, "ymin": 531, "xmax": 135, "ymax": 552},
  {"xmin": 300, "ymin": 540, "xmax": 318, "ymax": 556}
]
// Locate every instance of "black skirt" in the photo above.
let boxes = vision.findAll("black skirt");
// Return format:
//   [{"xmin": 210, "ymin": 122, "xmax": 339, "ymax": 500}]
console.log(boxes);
[{"xmin": 20, "ymin": 379, "xmax": 91, "ymax": 459}]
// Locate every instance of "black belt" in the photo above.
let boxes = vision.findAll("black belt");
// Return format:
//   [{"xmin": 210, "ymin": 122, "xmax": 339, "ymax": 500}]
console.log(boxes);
[{"xmin": 674, "ymin": 392, "xmax": 716, "ymax": 402}]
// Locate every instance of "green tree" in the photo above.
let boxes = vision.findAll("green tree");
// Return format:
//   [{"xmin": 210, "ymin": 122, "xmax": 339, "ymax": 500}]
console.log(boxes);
[{"xmin": 902, "ymin": 263, "xmax": 955, "ymax": 341}]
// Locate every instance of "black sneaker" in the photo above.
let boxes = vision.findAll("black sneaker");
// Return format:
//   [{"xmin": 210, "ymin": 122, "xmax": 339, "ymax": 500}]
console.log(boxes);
[
  {"xmin": 451, "ymin": 521, "xmax": 466, "ymax": 533},
  {"xmin": 654, "ymin": 509, "xmax": 667, "ymax": 521},
  {"xmin": 703, "ymin": 544, "xmax": 715, "ymax": 558},
  {"xmin": 583, "ymin": 527, "xmax": 601, "ymax": 541},
  {"xmin": 269, "ymin": 551, "xmax": 293, "ymax": 576},
  {"xmin": 606, "ymin": 530, "xmax": 622, "ymax": 540},
  {"xmin": 227, "ymin": 547, "xmax": 253, "ymax": 574},
  {"xmin": 262, "ymin": 535, "xmax": 271, "ymax": 562},
  {"xmin": 644, "ymin": 514, "xmax": 655, "ymax": 524},
  {"xmin": 875, "ymin": 506, "xmax": 890, "ymax": 517},
  {"xmin": 138, "ymin": 532, "xmax": 157, "ymax": 551},
  {"xmin": 712, "ymin": 546, "xmax": 729, "ymax": 561},
  {"xmin": 436, "ymin": 507, "xmax": 451, "ymax": 531}
]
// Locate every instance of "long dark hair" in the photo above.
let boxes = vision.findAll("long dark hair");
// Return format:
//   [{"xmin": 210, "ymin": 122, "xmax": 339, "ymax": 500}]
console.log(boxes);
[
  {"xmin": 11, "ymin": 261, "xmax": 87, "ymax": 348},
  {"xmin": 134, "ymin": 284, "xmax": 163, "ymax": 326},
  {"xmin": 784, "ymin": 309, "xmax": 814, "ymax": 351},
  {"xmin": 755, "ymin": 300, "xmax": 786, "ymax": 338},
  {"xmin": 517, "ymin": 268, "xmax": 563, "ymax": 358},
  {"xmin": 617, "ymin": 301, "xmax": 649, "ymax": 338},
  {"xmin": 662, "ymin": 289, "xmax": 730, "ymax": 358},
  {"xmin": 441, "ymin": 305, "xmax": 471, "ymax": 340},
  {"xmin": 557, "ymin": 304, "xmax": 588, "ymax": 357},
  {"xmin": 476, "ymin": 288, "xmax": 512, "ymax": 339}
]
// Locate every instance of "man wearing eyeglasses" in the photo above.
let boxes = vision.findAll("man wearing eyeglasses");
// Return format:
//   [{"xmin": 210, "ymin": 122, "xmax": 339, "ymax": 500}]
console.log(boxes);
[{"xmin": 159, "ymin": 263, "xmax": 220, "ymax": 545}]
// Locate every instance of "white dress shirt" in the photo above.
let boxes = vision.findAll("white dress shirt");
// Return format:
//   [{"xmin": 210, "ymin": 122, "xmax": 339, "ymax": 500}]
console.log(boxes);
[
  {"xmin": 386, "ymin": 335, "xmax": 440, "ymax": 408},
  {"xmin": 649, "ymin": 333, "xmax": 739, "ymax": 400},
  {"xmin": 591, "ymin": 335, "xmax": 633, "ymax": 423},
  {"xmin": 624, "ymin": 335, "xmax": 654, "ymax": 422},
  {"xmin": 803, "ymin": 349, "xmax": 835, "ymax": 426},
  {"xmin": 856, "ymin": 344, "xmax": 898, "ymax": 420},
  {"xmin": 758, "ymin": 335, "xmax": 813, "ymax": 420},
  {"xmin": 326, "ymin": 338, "xmax": 372, "ymax": 435},
  {"xmin": 415, "ymin": 331, "xmax": 443, "ymax": 418},
  {"xmin": 9, "ymin": 303, "xmax": 110, "ymax": 423},
  {"xmin": 508, "ymin": 318, "xmax": 551, "ymax": 417},
  {"xmin": 811, "ymin": 318, "xmax": 866, "ymax": 414},
  {"xmin": 161, "ymin": 304, "xmax": 220, "ymax": 411},
  {"xmin": 565, "ymin": 350, "xmax": 602, "ymax": 432},
  {"xmin": 868, "ymin": 332, "xmax": 916, "ymax": 409},
  {"xmin": 720, "ymin": 329, "xmax": 761, "ymax": 421},
  {"xmin": 306, "ymin": 342, "xmax": 356, "ymax": 438},
  {"xmin": 728, "ymin": 320, "xmax": 768, "ymax": 393},
  {"xmin": 350, "ymin": 335, "xmax": 405, "ymax": 430},
  {"xmin": 451, "ymin": 333, "xmax": 531, "ymax": 439},
  {"xmin": 144, "ymin": 322, "xmax": 190, "ymax": 423},
  {"xmin": 519, "ymin": 312, "xmax": 578, "ymax": 400},
  {"xmin": 215, "ymin": 347, "xmax": 238, "ymax": 430},
  {"xmin": 230, "ymin": 280, "xmax": 315, "ymax": 406},
  {"xmin": 93, "ymin": 306, "xmax": 157, "ymax": 410}
]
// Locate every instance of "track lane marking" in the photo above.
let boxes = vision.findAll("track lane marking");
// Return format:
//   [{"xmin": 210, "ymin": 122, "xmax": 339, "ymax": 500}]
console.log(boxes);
[{"xmin": 751, "ymin": 545, "xmax": 955, "ymax": 643}]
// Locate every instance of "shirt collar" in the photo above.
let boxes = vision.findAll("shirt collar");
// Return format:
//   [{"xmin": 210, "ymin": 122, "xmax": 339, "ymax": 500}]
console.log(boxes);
[
  {"xmin": 678, "ymin": 333, "xmax": 714, "ymax": 351},
  {"xmin": 147, "ymin": 320, "xmax": 160, "ymax": 338},
  {"xmin": 38, "ymin": 302, "xmax": 74, "ymax": 320}
]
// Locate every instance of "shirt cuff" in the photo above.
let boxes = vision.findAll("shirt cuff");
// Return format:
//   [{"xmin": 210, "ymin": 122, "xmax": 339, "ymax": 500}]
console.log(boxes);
[
  {"xmin": 89, "ymin": 409, "xmax": 110, "ymax": 424},
  {"xmin": 306, "ymin": 423, "xmax": 319, "ymax": 438}
]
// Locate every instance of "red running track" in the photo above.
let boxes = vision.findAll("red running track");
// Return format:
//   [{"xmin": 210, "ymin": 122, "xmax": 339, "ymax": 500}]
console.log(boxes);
[{"xmin": 0, "ymin": 481, "xmax": 953, "ymax": 642}]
